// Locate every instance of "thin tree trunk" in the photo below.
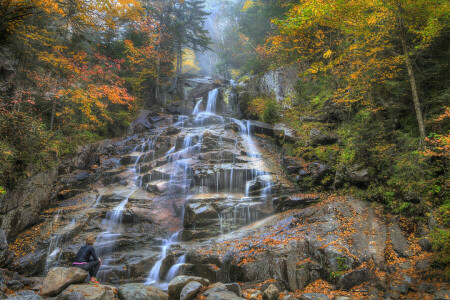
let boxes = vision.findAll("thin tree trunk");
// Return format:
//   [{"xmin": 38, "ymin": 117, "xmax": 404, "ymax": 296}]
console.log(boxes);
[
  {"xmin": 168, "ymin": 45, "xmax": 182, "ymax": 93},
  {"xmin": 397, "ymin": 9, "xmax": 426, "ymax": 139},
  {"xmin": 50, "ymin": 98, "xmax": 56, "ymax": 130}
]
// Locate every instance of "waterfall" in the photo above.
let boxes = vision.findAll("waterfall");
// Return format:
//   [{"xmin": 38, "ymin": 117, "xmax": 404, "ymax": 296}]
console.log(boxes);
[
  {"xmin": 145, "ymin": 232, "xmax": 180, "ymax": 288},
  {"xmin": 193, "ymin": 99, "xmax": 202, "ymax": 115},
  {"xmin": 205, "ymin": 88, "xmax": 219, "ymax": 114}
]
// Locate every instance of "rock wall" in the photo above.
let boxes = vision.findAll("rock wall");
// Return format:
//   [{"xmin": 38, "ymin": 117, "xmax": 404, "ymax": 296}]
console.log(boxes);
[
  {"xmin": 259, "ymin": 64, "xmax": 301, "ymax": 105},
  {"xmin": 0, "ymin": 167, "xmax": 58, "ymax": 239}
]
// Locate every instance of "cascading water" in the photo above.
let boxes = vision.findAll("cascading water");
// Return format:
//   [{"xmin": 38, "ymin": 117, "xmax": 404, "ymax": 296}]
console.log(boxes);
[
  {"xmin": 43, "ymin": 81, "xmax": 282, "ymax": 287},
  {"xmin": 205, "ymin": 88, "xmax": 219, "ymax": 114}
]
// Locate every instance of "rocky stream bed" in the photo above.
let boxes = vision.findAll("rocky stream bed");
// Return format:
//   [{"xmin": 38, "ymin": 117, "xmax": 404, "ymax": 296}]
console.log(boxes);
[{"xmin": 0, "ymin": 80, "xmax": 447, "ymax": 299}]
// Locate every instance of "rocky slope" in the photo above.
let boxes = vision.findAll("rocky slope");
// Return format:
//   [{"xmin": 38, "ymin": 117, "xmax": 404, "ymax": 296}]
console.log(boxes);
[{"xmin": 1, "ymin": 77, "xmax": 447, "ymax": 299}]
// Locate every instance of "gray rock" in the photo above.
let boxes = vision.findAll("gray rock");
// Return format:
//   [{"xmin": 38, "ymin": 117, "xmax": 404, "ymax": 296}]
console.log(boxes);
[
  {"xmin": 334, "ymin": 297, "xmax": 354, "ymax": 300},
  {"xmin": 434, "ymin": 290, "xmax": 450, "ymax": 300},
  {"xmin": 282, "ymin": 296, "xmax": 294, "ymax": 300},
  {"xmin": 299, "ymin": 293, "xmax": 330, "ymax": 300},
  {"xmin": 389, "ymin": 281, "xmax": 409, "ymax": 294},
  {"xmin": 0, "ymin": 291, "xmax": 6, "ymax": 299},
  {"xmin": 0, "ymin": 167, "xmax": 57, "ymax": 239},
  {"xmin": 118, "ymin": 283, "xmax": 167, "ymax": 300},
  {"xmin": 263, "ymin": 284, "xmax": 279, "ymax": 300},
  {"xmin": 418, "ymin": 283, "xmax": 436, "ymax": 294},
  {"xmin": 180, "ymin": 281, "xmax": 203, "ymax": 300},
  {"xmin": 8, "ymin": 294, "xmax": 44, "ymax": 300},
  {"xmin": 388, "ymin": 224, "xmax": 413, "ymax": 257},
  {"xmin": 338, "ymin": 268, "xmax": 373, "ymax": 290},
  {"xmin": 225, "ymin": 283, "xmax": 242, "ymax": 297},
  {"xmin": 202, "ymin": 283, "xmax": 228, "ymax": 297},
  {"xmin": 7, "ymin": 279, "xmax": 24, "ymax": 291},
  {"xmin": 207, "ymin": 290, "xmax": 244, "ymax": 300},
  {"xmin": 183, "ymin": 203, "xmax": 219, "ymax": 227},
  {"xmin": 39, "ymin": 267, "xmax": 88, "ymax": 297},
  {"xmin": 61, "ymin": 284, "xmax": 116, "ymax": 300},
  {"xmin": 168, "ymin": 276, "xmax": 209, "ymax": 299},
  {"xmin": 418, "ymin": 238, "xmax": 432, "ymax": 252},
  {"xmin": 10, "ymin": 249, "xmax": 47, "ymax": 276},
  {"xmin": 309, "ymin": 128, "xmax": 338, "ymax": 145},
  {"xmin": 416, "ymin": 259, "xmax": 431, "ymax": 270}
]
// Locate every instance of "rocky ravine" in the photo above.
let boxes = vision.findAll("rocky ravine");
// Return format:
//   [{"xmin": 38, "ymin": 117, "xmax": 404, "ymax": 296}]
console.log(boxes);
[{"xmin": 0, "ymin": 77, "xmax": 447, "ymax": 300}]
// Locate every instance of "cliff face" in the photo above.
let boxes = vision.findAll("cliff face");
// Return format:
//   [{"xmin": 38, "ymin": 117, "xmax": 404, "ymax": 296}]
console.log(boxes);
[{"xmin": 0, "ymin": 167, "xmax": 58, "ymax": 239}]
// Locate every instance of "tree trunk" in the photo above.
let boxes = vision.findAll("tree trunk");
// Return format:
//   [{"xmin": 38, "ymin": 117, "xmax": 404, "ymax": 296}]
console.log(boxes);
[
  {"xmin": 397, "ymin": 11, "xmax": 426, "ymax": 139},
  {"xmin": 168, "ymin": 45, "xmax": 182, "ymax": 93},
  {"xmin": 50, "ymin": 98, "xmax": 56, "ymax": 130}
]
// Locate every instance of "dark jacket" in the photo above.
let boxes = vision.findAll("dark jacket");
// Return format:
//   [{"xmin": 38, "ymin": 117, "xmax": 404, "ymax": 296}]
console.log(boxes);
[{"xmin": 74, "ymin": 245, "xmax": 99, "ymax": 263}]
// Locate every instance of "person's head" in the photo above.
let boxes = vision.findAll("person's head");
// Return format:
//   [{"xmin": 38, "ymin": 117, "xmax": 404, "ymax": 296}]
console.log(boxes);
[{"xmin": 86, "ymin": 236, "xmax": 95, "ymax": 246}]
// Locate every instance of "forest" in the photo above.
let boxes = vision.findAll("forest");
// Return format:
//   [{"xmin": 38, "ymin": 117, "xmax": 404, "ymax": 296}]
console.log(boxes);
[{"xmin": 0, "ymin": 0, "xmax": 449, "ymax": 299}]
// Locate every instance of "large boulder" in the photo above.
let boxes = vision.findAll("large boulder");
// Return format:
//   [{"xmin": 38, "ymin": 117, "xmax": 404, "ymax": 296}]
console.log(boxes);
[
  {"xmin": 206, "ymin": 290, "xmax": 244, "ymax": 300},
  {"xmin": 168, "ymin": 276, "xmax": 209, "ymax": 299},
  {"xmin": 61, "ymin": 284, "xmax": 116, "ymax": 300},
  {"xmin": 118, "ymin": 283, "xmax": 167, "ymax": 300},
  {"xmin": 309, "ymin": 128, "xmax": 338, "ymax": 146},
  {"xmin": 180, "ymin": 281, "xmax": 203, "ymax": 300},
  {"xmin": 39, "ymin": 267, "xmax": 88, "ymax": 297}
]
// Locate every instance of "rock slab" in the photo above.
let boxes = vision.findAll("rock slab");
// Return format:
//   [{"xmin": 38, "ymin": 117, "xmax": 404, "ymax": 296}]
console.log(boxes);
[
  {"xmin": 119, "ymin": 283, "xmax": 168, "ymax": 300},
  {"xmin": 40, "ymin": 267, "xmax": 88, "ymax": 297}
]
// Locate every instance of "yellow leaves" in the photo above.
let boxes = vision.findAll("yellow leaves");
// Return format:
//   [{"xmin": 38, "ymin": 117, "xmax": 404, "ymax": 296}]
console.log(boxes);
[
  {"xmin": 242, "ymin": 0, "xmax": 255, "ymax": 12},
  {"xmin": 182, "ymin": 48, "xmax": 200, "ymax": 74},
  {"xmin": 323, "ymin": 49, "xmax": 332, "ymax": 58}
]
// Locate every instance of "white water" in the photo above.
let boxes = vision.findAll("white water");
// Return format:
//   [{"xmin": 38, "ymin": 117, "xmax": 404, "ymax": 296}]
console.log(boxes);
[
  {"xmin": 205, "ymin": 88, "xmax": 219, "ymax": 114},
  {"xmin": 193, "ymin": 99, "xmax": 203, "ymax": 115},
  {"xmin": 145, "ymin": 232, "xmax": 180, "ymax": 288}
]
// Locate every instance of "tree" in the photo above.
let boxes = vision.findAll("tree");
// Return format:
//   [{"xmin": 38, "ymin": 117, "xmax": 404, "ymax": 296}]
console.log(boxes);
[
  {"xmin": 169, "ymin": 0, "xmax": 211, "ymax": 91},
  {"xmin": 262, "ymin": 0, "xmax": 448, "ymax": 138}
]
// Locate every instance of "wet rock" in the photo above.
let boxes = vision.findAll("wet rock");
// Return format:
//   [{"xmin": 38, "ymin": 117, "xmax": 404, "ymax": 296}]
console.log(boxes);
[
  {"xmin": 283, "ymin": 156, "xmax": 304, "ymax": 174},
  {"xmin": 118, "ymin": 283, "xmax": 168, "ymax": 300},
  {"xmin": 39, "ymin": 267, "xmax": 88, "ymax": 297},
  {"xmin": 9, "ymin": 294, "xmax": 43, "ymax": 300},
  {"xmin": 183, "ymin": 203, "xmax": 219, "ymax": 228},
  {"xmin": 247, "ymin": 290, "xmax": 263, "ymax": 300},
  {"xmin": 248, "ymin": 120, "xmax": 274, "ymax": 136},
  {"xmin": 11, "ymin": 249, "xmax": 47, "ymax": 276},
  {"xmin": 263, "ymin": 284, "xmax": 279, "ymax": 300},
  {"xmin": 213, "ymin": 74, "xmax": 230, "ymax": 85},
  {"xmin": 0, "ymin": 230, "xmax": 14, "ymax": 267},
  {"xmin": 6, "ymin": 279, "xmax": 24, "ymax": 291},
  {"xmin": 299, "ymin": 293, "xmax": 330, "ymax": 300},
  {"xmin": 338, "ymin": 268, "xmax": 374, "ymax": 290},
  {"xmin": 419, "ymin": 283, "xmax": 436, "ymax": 294},
  {"xmin": 146, "ymin": 180, "xmax": 169, "ymax": 195},
  {"xmin": 180, "ymin": 281, "xmax": 203, "ymax": 300},
  {"xmin": 61, "ymin": 284, "xmax": 116, "ymax": 300},
  {"xmin": 433, "ymin": 290, "xmax": 450, "ymax": 299},
  {"xmin": 309, "ymin": 128, "xmax": 338, "ymax": 145},
  {"xmin": 168, "ymin": 276, "xmax": 209, "ymax": 299},
  {"xmin": 162, "ymin": 126, "xmax": 181, "ymax": 136},
  {"xmin": 273, "ymin": 194, "xmax": 321, "ymax": 212}
]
